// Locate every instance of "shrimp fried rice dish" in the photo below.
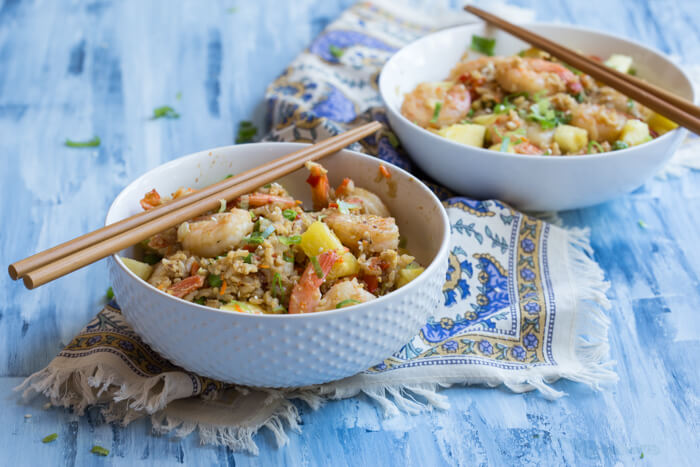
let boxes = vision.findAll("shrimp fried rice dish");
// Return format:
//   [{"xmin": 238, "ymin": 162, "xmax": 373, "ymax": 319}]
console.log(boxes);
[{"xmin": 122, "ymin": 162, "xmax": 424, "ymax": 315}]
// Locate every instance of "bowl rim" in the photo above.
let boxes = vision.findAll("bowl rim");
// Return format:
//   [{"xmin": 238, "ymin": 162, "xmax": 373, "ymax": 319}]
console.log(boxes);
[
  {"xmin": 107, "ymin": 142, "xmax": 451, "ymax": 319},
  {"xmin": 379, "ymin": 21, "xmax": 696, "ymax": 161}
]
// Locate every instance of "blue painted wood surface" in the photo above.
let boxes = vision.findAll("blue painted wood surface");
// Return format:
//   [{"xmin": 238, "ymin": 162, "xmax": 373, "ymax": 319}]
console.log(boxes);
[{"xmin": 1, "ymin": 0, "xmax": 699, "ymax": 465}]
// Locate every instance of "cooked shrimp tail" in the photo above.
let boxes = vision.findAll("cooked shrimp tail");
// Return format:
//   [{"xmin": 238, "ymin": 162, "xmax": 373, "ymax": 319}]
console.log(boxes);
[
  {"xmin": 288, "ymin": 250, "xmax": 339, "ymax": 314},
  {"xmin": 305, "ymin": 161, "xmax": 330, "ymax": 210},
  {"xmin": 140, "ymin": 189, "xmax": 162, "ymax": 210},
  {"xmin": 240, "ymin": 193, "xmax": 297, "ymax": 208}
]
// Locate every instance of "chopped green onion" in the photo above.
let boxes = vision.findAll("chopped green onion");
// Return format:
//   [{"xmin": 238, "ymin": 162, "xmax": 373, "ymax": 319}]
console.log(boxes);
[
  {"xmin": 208, "ymin": 274, "xmax": 222, "ymax": 288},
  {"xmin": 283, "ymin": 252, "xmax": 295, "ymax": 263},
  {"xmin": 263, "ymin": 183, "xmax": 271, "ymax": 189},
  {"xmin": 261, "ymin": 225, "xmax": 275, "ymax": 238},
  {"xmin": 194, "ymin": 297, "xmax": 207, "ymax": 305},
  {"xmin": 152, "ymin": 106, "xmax": 180, "ymax": 119},
  {"xmin": 628, "ymin": 68, "xmax": 637, "ymax": 76},
  {"xmin": 587, "ymin": 140, "xmax": 604, "ymax": 153},
  {"xmin": 272, "ymin": 273, "xmax": 284, "ymax": 297},
  {"xmin": 245, "ymin": 225, "xmax": 275, "ymax": 244},
  {"xmin": 282, "ymin": 209, "xmax": 298, "ymax": 221},
  {"xmin": 218, "ymin": 199, "xmax": 227, "ymax": 213},
  {"xmin": 386, "ymin": 132, "xmax": 399, "ymax": 148},
  {"xmin": 336, "ymin": 200, "xmax": 361, "ymax": 214},
  {"xmin": 467, "ymin": 108, "xmax": 475, "ymax": 118},
  {"xmin": 42, "ymin": 433, "xmax": 58, "ymax": 443},
  {"xmin": 310, "ymin": 256, "xmax": 323, "ymax": 279},
  {"xmin": 430, "ymin": 102, "xmax": 442, "ymax": 124},
  {"xmin": 329, "ymin": 45, "xmax": 344, "ymax": 59},
  {"xmin": 278, "ymin": 235, "xmax": 302, "ymax": 245},
  {"xmin": 512, "ymin": 127, "xmax": 527, "ymax": 136},
  {"xmin": 336, "ymin": 299, "xmax": 360, "ymax": 309},
  {"xmin": 273, "ymin": 306, "xmax": 287, "ymax": 313},
  {"xmin": 243, "ymin": 253, "xmax": 253, "ymax": 264},
  {"xmin": 470, "ymin": 34, "xmax": 496, "ymax": 56},
  {"xmin": 638, "ymin": 220, "xmax": 647, "ymax": 229},
  {"xmin": 499, "ymin": 136, "xmax": 511, "ymax": 153},
  {"xmin": 106, "ymin": 286, "xmax": 114, "ymax": 300},
  {"xmin": 90, "ymin": 445, "xmax": 110, "ymax": 456},
  {"xmin": 575, "ymin": 92, "xmax": 586, "ymax": 103},
  {"xmin": 65, "ymin": 136, "xmax": 100, "ymax": 148},
  {"xmin": 612, "ymin": 140, "xmax": 629, "ymax": 151},
  {"xmin": 142, "ymin": 253, "xmax": 162, "ymax": 265},
  {"xmin": 236, "ymin": 121, "xmax": 257, "ymax": 144},
  {"xmin": 627, "ymin": 98, "xmax": 634, "ymax": 109},
  {"xmin": 527, "ymin": 97, "xmax": 569, "ymax": 129}
]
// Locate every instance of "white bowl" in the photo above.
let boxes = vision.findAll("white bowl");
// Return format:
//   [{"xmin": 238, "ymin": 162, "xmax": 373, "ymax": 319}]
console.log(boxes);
[
  {"xmin": 107, "ymin": 143, "xmax": 450, "ymax": 388},
  {"xmin": 379, "ymin": 23, "xmax": 695, "ymax": 211}
]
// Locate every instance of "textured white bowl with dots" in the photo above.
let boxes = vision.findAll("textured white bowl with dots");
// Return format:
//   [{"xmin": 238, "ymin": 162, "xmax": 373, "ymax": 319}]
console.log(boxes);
[{"xmin": 107, "ymin": 142, "xmax": 450, "ymax": 388}]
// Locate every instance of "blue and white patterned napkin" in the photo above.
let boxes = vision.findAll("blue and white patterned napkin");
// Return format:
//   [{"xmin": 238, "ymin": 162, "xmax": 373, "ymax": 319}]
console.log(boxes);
[{"xmin": 18, "ymin": 1, "xmax": 616, "ymax": 454}]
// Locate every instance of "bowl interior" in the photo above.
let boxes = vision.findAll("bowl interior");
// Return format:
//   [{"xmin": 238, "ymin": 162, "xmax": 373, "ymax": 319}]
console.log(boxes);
[
  {"xmin": 380, "ymin": 22, "xmax": 695, "ymax": 139},
  {"xmin": 106, "ymin": 142, "xmax": 447, "ymax": 282}
]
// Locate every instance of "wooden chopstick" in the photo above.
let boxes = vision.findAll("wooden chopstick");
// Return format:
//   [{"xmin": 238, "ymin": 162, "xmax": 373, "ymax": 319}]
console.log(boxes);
[
  {"xmin": 13, "ymin": 121, "xmax": 382, "ymax": 289},
  {"xmin": 464, "ymin": 6, "xmax": 700, "ymax": 135}
]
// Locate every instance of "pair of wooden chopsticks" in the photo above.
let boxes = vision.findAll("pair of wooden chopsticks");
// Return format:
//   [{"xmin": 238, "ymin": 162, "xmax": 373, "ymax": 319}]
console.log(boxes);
[
  {"xmin": 9, "ymin": 121, "xmax": 383, "ymax": 289},
  {"xmin": 465, "ymin": 6, "xmax": 700, "ymax": 135}
]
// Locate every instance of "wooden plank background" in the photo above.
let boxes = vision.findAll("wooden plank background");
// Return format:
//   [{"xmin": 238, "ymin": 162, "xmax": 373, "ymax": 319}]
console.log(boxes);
[{"xmin": 1, "ymin": 0, "xmax": 698, "ymax": 465}]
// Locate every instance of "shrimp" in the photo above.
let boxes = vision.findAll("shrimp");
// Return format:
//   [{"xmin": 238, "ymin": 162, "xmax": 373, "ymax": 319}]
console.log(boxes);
[
  {"xmin": 334, "ymin": 178, "xmax": 390, "ymax": 217},
  {"xmin": 316, "ymin": 278, "xmax": 376, "ymax": 311},
  {"xmin": 570, "ymin": 104, "xmax": 627, "ymax": 143},
  {"xmin": 324, "ymin": 212, "xmax": 399, "ymax": 254},
  {"xmin": 288, "ymin": 250, "xmax": 339, "ymax": 314},
  {"xmin": 306, "ymin": 161, "xmax": 330, "ymax": 210},
  {"xmin": 140, "ymin": 189, "xmax": 162, "ymax": 210},
  {"xmin": 239, "ymin": 193, "xmax": 297, "ymax": 208},
  {"xmin": 167, "ymin": 275, "xmax": 205, "ymax": 298},
  {"xmin": 400, "ymin": 81, "xmax": 471, "ymax": 128},
  {"xmin": 513, "ymin": 141, "xmax": 544, "ymax": 155},
  {"xmin": 495, "ymin": 57, "xmax": 582, "ymax": 96},
  {"xmin": 448, "ymin": 56, "xmax": 500, "ymax": 81},
  {"xmin": 176, "ymin": 208, "xmax": 254, "ymax": 257}
]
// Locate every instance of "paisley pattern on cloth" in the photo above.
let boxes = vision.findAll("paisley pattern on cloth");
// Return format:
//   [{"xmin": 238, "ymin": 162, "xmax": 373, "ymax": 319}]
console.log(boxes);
[{"xmin": 17, "ymin": 1, "xmax": 616, "ymax": 455}]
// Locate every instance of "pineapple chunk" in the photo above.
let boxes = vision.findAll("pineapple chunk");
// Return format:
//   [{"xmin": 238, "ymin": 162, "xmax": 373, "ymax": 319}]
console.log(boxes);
[
  {"xmin": 647, "ymin": 113, "xmax": 678, "ymax": 135},
  {"xmin": 397, "ymin": 266, "xmax": 425, "ymax": 288},
  {"xmin": 301, "ymin": 221, "xmax": 359, "ymax": 278},
  {"xmin": 221, "ymin": 301, "xmax": 265, "ymax": 315},
  {"xmin": 605, "ymin": 54, "xmax": 633, "ymax": 74},
  {"xmin": 554, "ymin": 125, "xmax": 588, "ymax": 153},
  {"xmin": 620, "ymin": 119, "xmax": 652, "ymax": 146},
  {"xmin": 121, "ymin": 257, "xmax": 153, "ymax": 281},
  {"xmin": 437, "ymin": 123, "xmax": 486, "ymax": 147},
  {"xmin": 473, "ymin": 114, "xmax": 499, "ymax": 126}
]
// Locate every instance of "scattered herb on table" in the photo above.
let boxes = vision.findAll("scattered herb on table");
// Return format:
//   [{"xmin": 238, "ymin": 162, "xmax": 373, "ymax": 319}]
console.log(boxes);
[
  {"xmin": 336, "ymin": 299, "xmax": 360, "ymax": 309},
  {"xmin": 175, "ymin": 91, "xmax": 182, "ymax": 100},
  {"xmin": 638, "ymin": 220, "xmax": 648, "ymax": 229},
  {"xmin": 106, "ymin": 286, "xmax": 114, "ymax": 300},
  {"xmin": 90, "ymin": 445, "xmax": 110, "ymax": 456},
  {"xmin": 329, "ymin": 45, "xmax": 344, "ymax": 59},
  {"xmin": 640, "ymin": 452, "xmax": 644, "ymax": 459},
  {"xmin": 208, "ymin": 274, "xmax": 222, "ymax": 288},
  {"xmin": 152, "ymin": 105, "xmax": 180, "ymax": 119},
  {"xmin": 236, "ymin": 120, "xmax": 257, "ymax": 143},
  {"xmin": 65, "ymin": 136, "xmax": 100, "ymax": 148},
  {"xmin": 223, "ymin": 174, "xmax": 234, "ymax": 180},
  {"xmin": 470, "ymin": 34, "xmax": 496, "ymax": 56},
  {"xmin": 430, "ymin": 102, "xmax": 442, "ymax": 124},
  {"xmin": 42, "ymin": 433, "xmax": 58, "ymax": 443}
]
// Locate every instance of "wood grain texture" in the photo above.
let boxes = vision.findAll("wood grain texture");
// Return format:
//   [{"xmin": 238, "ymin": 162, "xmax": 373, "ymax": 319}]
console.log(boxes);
[{"xmin": 1, "ymin": 0, "xmax": 699, "ymax": 465}]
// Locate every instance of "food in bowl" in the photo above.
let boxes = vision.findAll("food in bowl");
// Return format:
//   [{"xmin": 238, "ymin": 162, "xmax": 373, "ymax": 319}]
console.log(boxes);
[
  {"xmin": 400, "ymin": 35, "xmax": 678, "ymax": 156},
  {"xmin": 123, "ymin": 162, "xmax": 424, "ymax": 315}
]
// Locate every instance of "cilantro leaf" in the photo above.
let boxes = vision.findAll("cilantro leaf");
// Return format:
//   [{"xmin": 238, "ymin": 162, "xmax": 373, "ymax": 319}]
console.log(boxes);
[
  {"xmin": 65, "ymin": 136, "xmax": 100, "ymax": 148},
  {"xmin": 470, "ymin": 35, "xmax": 496, "ymax": 56}
]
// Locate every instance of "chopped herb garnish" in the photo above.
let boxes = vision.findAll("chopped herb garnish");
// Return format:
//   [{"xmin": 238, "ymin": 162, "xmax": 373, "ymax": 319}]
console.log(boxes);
[
  {"xmin": 218, "ymin": 199, "xmax": 227, "ymax": 213},
  {"xmin": 492, "ymin": 126, "xmax": 503, "ymax": 140},
  {"xmin": 152, "ymin": 106, "xmax": 180, "ymax": 119},
  {"xmin": 430, "ymin": 102, "xmax": 442, "ymax": 124},
  {"xmin": 273, "ymin": 306, "xmax": 287, "ymax": 313},
  {"xmin": 467, "ymin": 108, "xmax": 475, "ymax": 118},
  {"xmin": 562, "ymin": 63, "xmax": 581, "ymax": 75},
  {"xmin": 42, "ymin": 433, "xmax": 58, "ymax": 443},
  {"xmin": 272, "ymin": 273, "xmax": 284, "ymax": 297},
  {"xmin": 612, "ymin": 140, "xmax": 629, "ymax": 151},
  {"xmin": 310, "ymin": 256, "xmax": 323, "ymax": 279},
  {"xmin": 261, "ymin": 225, "xmax": 275, "ymax": 238},
  {"xmin": 142, "ymin": 253, "xmax": 162, "ymax": 265},
  {"xmin": 628, "ymin": 68, "xmax": 637, "ymax": 76},
  {"xmin": 500, "ymin": 136, "xmax": 511, "ymax": 152},
  {"xmin": 236, "ymin": 120, "xmax": 257, "ymax": 144},
  {"xmin": 527, "ymin": 98, "xmax": 569, "ymax": 129},
  {"xmin": 512, "ymin": 127, "xmax": 527, "ymax": 136},
  {"xmin": 470, "ymin": 34, "xmax": 496, "ymax": 56},
  {"xmin": 638, "ymin": 220, "xmax": 647, "ymax": 229},
  {"xmin": 90, "ymin": 445, "xmax": 110, "ymax": 456},
  {"xmin": 245, "ymin": 225, "xmax": 275, "ymax": 244},
  {"xmin": 398, "ymin": 236, "xmax": 407, "ymax": 249},
  {"xmin": 587, "ymin": 140, "xmax": 604, "ymax": 153},
  {"xmin": 336, "ymin": 299, "xmax": 360, "ymax": 309},
  {"xmin": 194, "ymin": 297, "xmax": 206, "ymax": 305},
  {"xmin": 283, "ymin": 252, "xmax": 295, "ymax": 263},
  {"xmin": 208, "ymin": 274, "xmax": 222, "ymax": 288},
  {"xmin": 517, "ymin": 49, "xmax": 526, "ymax": 57},
  {"xmin": 575, "ymin": 91, "xmax": 586, "ymax": 103},
  {"xmin": 329, "ymin": 45, "xmax": 344, "ymax": 59},
  {"xmin": 106, "ymin": 286, "xmax": 114, "ymax": 300},
  {"xmin": 282, "ymin": 209, "xmax": 297, "ymax": 221},
  {"xmin": 337, "ymin": 200, "xmax": 361, "ymax": 214},
  {"xmin": 65, "ymin": 136, "xmax": 100, "ymax": 148},
  {"xmin": 263, "ymin": 183, "xmax": 271, "ymax": 189},
  {"xmin": 627, "ymin": 98, "xmax": 634, "ymax": 109},
  {"xmin": 243, "ymin": 253, "xmax": 253, "ymax": 264},
  {"xmin": 278, "ymin": 235, "xmax": 302, "ymax": 245},
  {"xmin": 386, "ymin": 131, "xmax": 399, "ymax": 148}
]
